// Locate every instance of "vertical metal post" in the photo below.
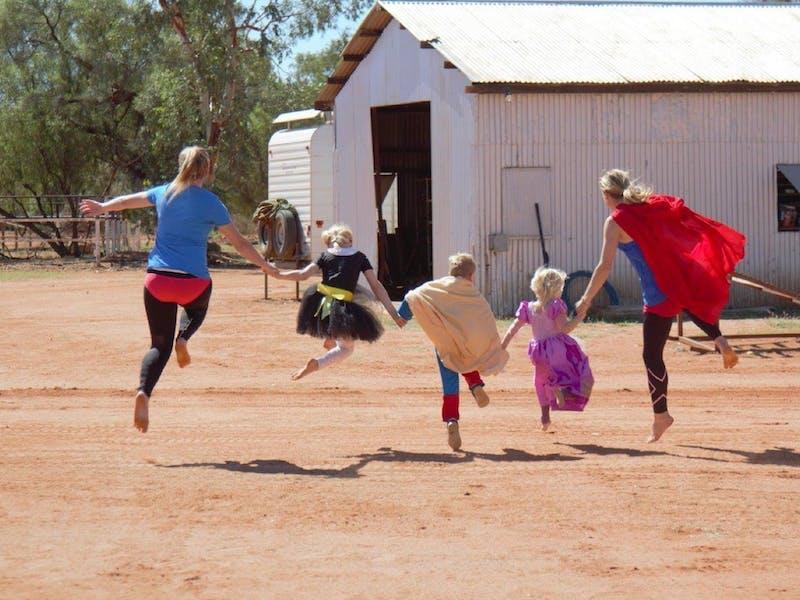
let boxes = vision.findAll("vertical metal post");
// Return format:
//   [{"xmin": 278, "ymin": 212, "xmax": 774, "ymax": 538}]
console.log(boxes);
[
  {"xmin": 677, "ymin": 312, "xmax": 684, "ymax": 337},
  {"xmin": 94, "ymin": 218, "xmax": 101, "ymax": 265}
]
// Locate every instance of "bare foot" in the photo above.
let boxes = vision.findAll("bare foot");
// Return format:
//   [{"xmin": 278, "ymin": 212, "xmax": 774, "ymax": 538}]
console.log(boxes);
[
  {"xmin": 175, "ymin": 338, "xmax": 191, "ymax": 368},
  {"xmin": 541, "ymin": 420, "xmax": 551, "ymax": 432},
  {"xmin": 323, "ymin": 338, "xmax": 336, "ymax": 350},
  {"xmin": 134, "ymin": 391, "xmax": 149, "ymax": 433},
  {"xmin": 715, "ymin": 336, "xmax": 738, "ymax": 369},
  {"xmin": 647, "ymin": 412, "xmax": 674, "ymax": 443},
  {"xmin": 291, "ymin": 358, "xmax": 319, "ymax": 380},
  {"xmin": 446, "ymin": 420, "xmax": 462, "ymax": 451},
  {"xmin": 470, "ymin": 384, "xmax": 490, "ymax": 408}
]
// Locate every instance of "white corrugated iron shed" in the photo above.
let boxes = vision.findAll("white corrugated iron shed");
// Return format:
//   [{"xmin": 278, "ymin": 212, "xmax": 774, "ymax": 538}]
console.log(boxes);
[{"xmin": 317, "ymin": 1, "xmax": 800, "ymax": 108}]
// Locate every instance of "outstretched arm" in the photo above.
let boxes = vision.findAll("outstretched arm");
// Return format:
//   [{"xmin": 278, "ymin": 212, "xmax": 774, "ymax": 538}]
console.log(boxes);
[
  {"xmin": 79, "ymin": 192, "xmax": 151, "ymax": 216},
  {"xmin": 274, "ymin": 262, "xmax": 321, "ymax": 281},
  {"xmin": 363, "ymin": 269, "xmax": 406, "ymax": 328},
  {"xmin": 218, "ymin": 223, "xmax": 278, "ymax": 276},
  {"xmin": 501, "ymin": 318, "xmax": 524, "ymax": 350},
  {"xmin": 575, "ymin": 216, "xmax": 620, "ymax": 318}
]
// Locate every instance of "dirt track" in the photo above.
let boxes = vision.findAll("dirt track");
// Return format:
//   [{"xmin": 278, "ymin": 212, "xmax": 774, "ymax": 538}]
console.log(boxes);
[{"xmin": 1, "ymin": 268, "xmax": 798, "ymax": 598}]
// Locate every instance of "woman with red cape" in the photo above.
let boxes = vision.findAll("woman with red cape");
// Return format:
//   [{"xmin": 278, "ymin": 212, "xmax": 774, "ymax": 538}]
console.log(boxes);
[{"xmin": 576, "ymin": 169, "xmax": 746, "ymax": 443}]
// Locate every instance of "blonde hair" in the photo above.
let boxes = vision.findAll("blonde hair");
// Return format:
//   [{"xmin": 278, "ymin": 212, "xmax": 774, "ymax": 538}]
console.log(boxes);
[
  {"xmin": 530, "ymin": 266, "xmax": 567, "ymax": 306},
  {"xmin": 599, "ymin": 169, "xmax": 652, "ymax": 205},
  {"xmin": 321, "ymin": 223, "xmax": 353, "ymax": 248},
  {"xmin": 448, "ymin": 252, "xmax": 476, "ymax": 278},
  {"xmin": 166, "ymin": 146, "xmax": 212, "ymax": 199}
]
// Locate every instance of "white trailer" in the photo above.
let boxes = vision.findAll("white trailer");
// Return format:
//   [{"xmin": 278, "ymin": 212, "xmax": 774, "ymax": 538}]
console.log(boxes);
[{"xmin": 267, "ymin": 109, "xmax": 335, "ymax": 260}]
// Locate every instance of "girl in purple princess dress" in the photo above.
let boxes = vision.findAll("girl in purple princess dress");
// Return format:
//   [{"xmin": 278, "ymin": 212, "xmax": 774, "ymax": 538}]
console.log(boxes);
[{"xmin": 502, "ymin": 267, "xmax": 594, "ymax": 431}]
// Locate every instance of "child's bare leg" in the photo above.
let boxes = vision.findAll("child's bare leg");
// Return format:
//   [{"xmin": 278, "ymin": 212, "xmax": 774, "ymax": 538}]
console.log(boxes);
[
  {"xmin": 292, "ymin": 358, "xmax": 319, "ymax": 380},
  {"xmin": 714, "ymin": 336, "xmax": 738, "ymax": 369},
  {"xmin": 647, "ymin": 412, "xmax": 674, "ymax": 443},
  {"xmin": 540, "ymin": 404, "xmax": 551, "ymax": 431},
  {"xmin": 293, "ymin": 339, "xmax": 354, "ymax": 380},
  {"xmin": 323, "ymin": 337, "xmax": 336, "ymax": 350},
  {"xmin": 134, "ymin": 391, "xmax": 149, "ymax": 433}
]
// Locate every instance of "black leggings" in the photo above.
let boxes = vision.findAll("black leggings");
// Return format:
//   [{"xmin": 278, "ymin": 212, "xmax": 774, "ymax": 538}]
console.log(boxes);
[
  {"xmin": 139, "ymin": 283, "xmax": 212, "ymax": 396},
  {"xmin": 643, "ymin": 311, "xmax": 722, "ymax": 414}
]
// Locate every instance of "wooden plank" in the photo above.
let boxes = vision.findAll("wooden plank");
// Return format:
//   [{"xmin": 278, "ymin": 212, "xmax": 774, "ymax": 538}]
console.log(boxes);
[
  {"xmin": 731, "ymin": 271, "xmax": 800, "ymax": 304},
  {"xmin": 326, "ymin": 77, "xmax": 348, "ymax": 85},
  {"xmin": 342, "ymin": 54, "xmax": 363, "ymax": 62},
  {"xmin": 678, "ymin": 336, "xmax": 716, "ymax": 353},
  {"xmin": 358, "ymin": 29, "xmax": 382, "ymax": 37}
]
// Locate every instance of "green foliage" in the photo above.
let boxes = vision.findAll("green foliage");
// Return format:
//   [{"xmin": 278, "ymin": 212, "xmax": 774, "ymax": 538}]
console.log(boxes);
[{"xmin": 0, "ymin": 0, "xmax": 361, "ymax": 236}]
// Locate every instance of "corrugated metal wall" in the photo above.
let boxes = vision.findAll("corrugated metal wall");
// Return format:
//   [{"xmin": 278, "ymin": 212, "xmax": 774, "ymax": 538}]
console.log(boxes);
[{"xmin": 475, "ymin": 92, "xmax": 800, "ymax": 315}]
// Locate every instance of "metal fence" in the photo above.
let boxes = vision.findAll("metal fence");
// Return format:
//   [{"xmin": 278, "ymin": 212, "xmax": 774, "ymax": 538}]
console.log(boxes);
[{"xmin": 0, "ymin": 195, "xmax": 147, "ymax": 262}]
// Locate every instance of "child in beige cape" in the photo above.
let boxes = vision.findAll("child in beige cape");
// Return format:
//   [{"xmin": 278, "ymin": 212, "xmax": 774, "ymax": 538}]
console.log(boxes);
[{"xmin": 399, "ymin": 253, "xmax": 509, "ymax": 450}]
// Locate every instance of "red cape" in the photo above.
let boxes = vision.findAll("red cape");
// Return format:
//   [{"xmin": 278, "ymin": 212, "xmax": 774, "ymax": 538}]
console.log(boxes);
[{"xmin": 612, "ymin": 195, "xmax": 746, "ymax": 323}]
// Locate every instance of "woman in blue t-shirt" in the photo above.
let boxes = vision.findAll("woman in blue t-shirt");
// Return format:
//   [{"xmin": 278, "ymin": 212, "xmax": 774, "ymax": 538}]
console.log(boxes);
[{"xmin": 80, "ymin": 146, "xmax": 278, "ymax": 433}]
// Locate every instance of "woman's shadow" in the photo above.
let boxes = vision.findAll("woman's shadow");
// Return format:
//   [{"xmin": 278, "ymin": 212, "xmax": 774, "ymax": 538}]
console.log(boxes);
[{"xmin": 157, "ymin": 447, "xmax": 582, "ymax": 479}]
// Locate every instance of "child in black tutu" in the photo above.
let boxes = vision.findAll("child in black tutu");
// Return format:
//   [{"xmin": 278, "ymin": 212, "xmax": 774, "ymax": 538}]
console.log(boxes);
[{"xmin": 275, "ymin": 224, "xmax": 405, "ymax": 380}]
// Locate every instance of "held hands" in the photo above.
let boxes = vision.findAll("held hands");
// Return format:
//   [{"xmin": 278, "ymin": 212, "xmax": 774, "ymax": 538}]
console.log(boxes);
[
  {"xmin": 574, "ymin": 296, "xmax": 591, "ymax": 320},
  {"xmin": 79, "ymin": 199, "xmax": 106, "ymax": 217},
  {"xmin": 261, "ymin": 263, "xmax": 279, "ymax": 277},
  {"xmin": 392, "ymin": 313, "xmax": 407, "ymax": 328}
]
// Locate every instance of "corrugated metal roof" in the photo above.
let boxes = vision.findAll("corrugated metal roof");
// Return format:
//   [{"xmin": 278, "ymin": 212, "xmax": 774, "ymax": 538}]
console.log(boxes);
[
  {"xmin": 385, "ymin": 1, "xmax": 800, "ymax": 84},
  {"xmin": 315, "ymin": 2, "xmax": 800, "ymax": 108}
]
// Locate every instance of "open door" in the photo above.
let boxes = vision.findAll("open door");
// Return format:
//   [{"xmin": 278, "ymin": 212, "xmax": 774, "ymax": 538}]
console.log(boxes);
[{"xmin": 370, "ymin": 102, "xmax": 432, "ymax": 299}]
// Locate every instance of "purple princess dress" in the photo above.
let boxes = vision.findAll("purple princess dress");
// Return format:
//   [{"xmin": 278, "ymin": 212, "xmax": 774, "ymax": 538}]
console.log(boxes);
[{"xmin": 516, "ymin": 298, "xmax": 593, "ymax": 411}]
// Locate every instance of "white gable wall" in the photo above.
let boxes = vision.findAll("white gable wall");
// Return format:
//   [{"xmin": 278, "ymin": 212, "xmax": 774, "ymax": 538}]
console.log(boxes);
[{"xmin": 332, "ymin": 19, "xmax": 477, "ymax": 277}]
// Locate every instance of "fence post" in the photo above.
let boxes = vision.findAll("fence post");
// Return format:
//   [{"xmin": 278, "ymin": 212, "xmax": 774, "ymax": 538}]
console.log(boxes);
[{"xmin": 94, "ymin": 218, "xmax": 101, "ymax": 265}]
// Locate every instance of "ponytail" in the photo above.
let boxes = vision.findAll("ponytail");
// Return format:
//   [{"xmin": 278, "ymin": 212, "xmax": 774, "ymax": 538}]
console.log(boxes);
[
  {"xmin": 166, "ymin": 146, "xmax": 212, "ymax": 199},
  {"xmin": 599, "ymin": 169, "xmax": 652, "ymax": 205}
]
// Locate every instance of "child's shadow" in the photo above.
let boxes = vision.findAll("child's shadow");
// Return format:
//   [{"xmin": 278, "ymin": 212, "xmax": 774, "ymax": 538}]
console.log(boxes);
[{"xmin": 157, "ymin": 446, "xmax": 581, "ymax": 479}]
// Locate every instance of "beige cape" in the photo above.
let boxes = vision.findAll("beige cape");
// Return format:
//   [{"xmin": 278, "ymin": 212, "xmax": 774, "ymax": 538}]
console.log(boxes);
[{"xmin": 405, "ymin": 276, "xmax": 509, "ymax": 375}]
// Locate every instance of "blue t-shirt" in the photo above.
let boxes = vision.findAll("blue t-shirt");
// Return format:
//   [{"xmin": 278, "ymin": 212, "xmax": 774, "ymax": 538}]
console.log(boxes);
[{"xmin": 145, "ymin": 184, "xmax": 231, "ymax": 279}]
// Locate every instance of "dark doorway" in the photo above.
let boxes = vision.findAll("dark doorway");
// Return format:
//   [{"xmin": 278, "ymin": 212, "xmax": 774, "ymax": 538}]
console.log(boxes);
[{"xmin": 370, "ymin": 102, "xmax": 432, "ymax": 299}]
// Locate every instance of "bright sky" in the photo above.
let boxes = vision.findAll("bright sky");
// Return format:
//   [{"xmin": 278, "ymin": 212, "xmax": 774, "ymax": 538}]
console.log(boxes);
[{"xmin": 280, "ymin": 14, "xmax": 361, "ymax": 71}]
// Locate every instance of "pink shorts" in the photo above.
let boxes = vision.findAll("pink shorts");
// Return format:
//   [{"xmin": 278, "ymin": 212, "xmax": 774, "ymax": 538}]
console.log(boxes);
[{"xmin": 144, "ymin": 272, "xmax": 211, "ymax": 305}]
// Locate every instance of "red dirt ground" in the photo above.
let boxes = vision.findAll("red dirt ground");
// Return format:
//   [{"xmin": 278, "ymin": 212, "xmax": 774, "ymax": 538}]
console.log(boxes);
[{"xmin": 1, "ymin": 268, "xmax": 798, "ymax": 598}]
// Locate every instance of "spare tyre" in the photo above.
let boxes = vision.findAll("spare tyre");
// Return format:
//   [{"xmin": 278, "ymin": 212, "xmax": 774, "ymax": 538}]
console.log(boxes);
[
  {"xmin": 274, "ymin": 208, "xmax": 299, "ymax": 259},
  {"xmin": 258, "ymin": 221, "xmax": 275, "ymax": 258}
]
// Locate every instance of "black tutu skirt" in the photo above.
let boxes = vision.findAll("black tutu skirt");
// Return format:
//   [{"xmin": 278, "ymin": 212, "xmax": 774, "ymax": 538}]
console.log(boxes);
[{"xmin": 296, "ymin": 285, "xmax": 384, "ymax": 342}]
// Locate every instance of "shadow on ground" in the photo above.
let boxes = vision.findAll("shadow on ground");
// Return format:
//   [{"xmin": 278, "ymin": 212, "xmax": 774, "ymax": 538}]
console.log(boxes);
[{"xmin": 158, "ymin": 446, "xmax": 582, "ymax": 478}]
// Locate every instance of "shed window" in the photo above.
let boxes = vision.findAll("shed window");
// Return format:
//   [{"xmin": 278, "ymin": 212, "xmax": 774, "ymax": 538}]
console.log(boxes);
[{"xmin": 777, "ymin": 164, "xmax": 800, "ymax": 232}]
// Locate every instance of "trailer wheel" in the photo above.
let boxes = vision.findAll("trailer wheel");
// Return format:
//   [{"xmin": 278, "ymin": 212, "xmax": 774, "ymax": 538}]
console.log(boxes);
[
  {"xmin": 274, "ymin": 209, "xmax": 299, "ymax": 259},
  {"xmin": 258, "ymin": 221, "xmax": 275, "ymax": 258},
  {"xmin": 562, "ymin": 270, "xmax": 619, "ymax": 313}
]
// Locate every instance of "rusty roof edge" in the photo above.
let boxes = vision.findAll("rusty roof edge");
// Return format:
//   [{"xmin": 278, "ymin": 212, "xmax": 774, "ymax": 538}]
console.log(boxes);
[
  {"xmin": 314, "ymin": 3, "xmax": 391, "ymax": 110},
  {"xmin": 313, "ymin": 1, "xmax": 475, "ymax": 110},
  {"xmin": 465, "ymin": 81, "xmax": 800, "ymax": 94}
]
